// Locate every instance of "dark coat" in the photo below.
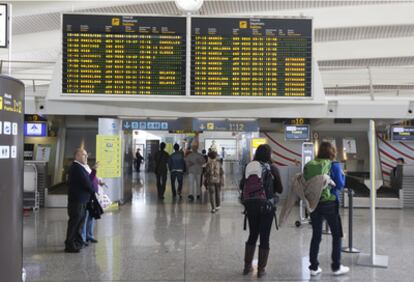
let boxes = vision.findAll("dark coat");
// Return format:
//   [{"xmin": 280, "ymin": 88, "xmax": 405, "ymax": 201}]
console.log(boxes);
[
  {"xmin": 68, "ymin": 162, "xmax": 95, "ymax": 204},
  {"xmin": 154, "ymin": 150, "xmax": 170, "ymax": 175}
]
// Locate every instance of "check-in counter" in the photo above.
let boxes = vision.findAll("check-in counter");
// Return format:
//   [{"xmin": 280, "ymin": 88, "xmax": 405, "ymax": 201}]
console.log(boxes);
[{"xmin": 402, "ymin": 165, "xmax": 414, "ymax": 208}]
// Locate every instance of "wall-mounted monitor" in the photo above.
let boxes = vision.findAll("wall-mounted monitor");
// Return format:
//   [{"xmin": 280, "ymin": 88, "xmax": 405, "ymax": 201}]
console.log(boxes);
[
  {"xmin": 391, "ymin": 126, "xmax": 414, "ymax": 141},
  {"xmin": 285, "ymin": 124, "xmax": 310, "ymax": 141},
  {"xmin": 24, "ymin": 122, "xmax": 47, "ymax": 137}
]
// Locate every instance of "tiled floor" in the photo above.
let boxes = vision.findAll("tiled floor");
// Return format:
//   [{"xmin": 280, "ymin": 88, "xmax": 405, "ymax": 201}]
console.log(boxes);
[{"xmin": 23, "ymin": 172, "xmax": 414, "ymax": 281}]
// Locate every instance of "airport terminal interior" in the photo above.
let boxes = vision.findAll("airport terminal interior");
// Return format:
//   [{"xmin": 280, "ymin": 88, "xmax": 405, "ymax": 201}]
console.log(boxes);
[{"xmin": 1, "ymin": 0, "xmax": 414, "ymax": 281}]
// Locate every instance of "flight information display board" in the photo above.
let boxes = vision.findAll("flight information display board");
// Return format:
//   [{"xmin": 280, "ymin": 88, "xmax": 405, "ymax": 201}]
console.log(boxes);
[
  {"xmin": 191, "ymin": 17, "xmax": 312, "ymax": 97},
  {"xmin": 62, "ymin": 14, "xmax": 186, "ymax": 95}
]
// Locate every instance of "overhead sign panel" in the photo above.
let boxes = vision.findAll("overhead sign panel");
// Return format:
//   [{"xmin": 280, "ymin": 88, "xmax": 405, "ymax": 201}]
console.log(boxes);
[
  {"xmin": 191, "ymin": 17, "xmax": 312, "ymax": 97},
  {"xmin": 192, "ymin": 119, "xmax": 259, "ymax": 132},
  {"xmin": 122, "ymin": 120, "xmax": 171, "ymax": 131},
  {"xmin": 62, "ymin": 14, "xmax": 186, "ymax": 95},
  {"xmin": 123, "ymin": 119, "xmax": 259, "ymax": 132},
  {"xmin": 285, "ymin": 124, "xmax": 310, "ymax": 141},
  {"xmin": 391, "ymin": 126, "xmax": 414, "ymax": 141}
]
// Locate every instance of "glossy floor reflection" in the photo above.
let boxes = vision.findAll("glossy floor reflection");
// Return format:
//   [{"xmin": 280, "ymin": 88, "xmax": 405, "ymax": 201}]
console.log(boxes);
[{"xmin": 24, "ymin": 172, "xmax": 414, "ymax": 281}]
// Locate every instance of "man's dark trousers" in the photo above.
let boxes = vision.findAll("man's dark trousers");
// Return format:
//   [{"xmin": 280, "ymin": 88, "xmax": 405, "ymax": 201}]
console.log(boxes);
[
  {"xmin": 65, "ymin": 201, "xmax": 87, "ymax": 250},
  {"xmin": 171, "ymin": 171, "xmax": 184, "ymax": 197},
  {"xmin": 156, "ymin": 173, "xmax": 167, "ymax": 199}
]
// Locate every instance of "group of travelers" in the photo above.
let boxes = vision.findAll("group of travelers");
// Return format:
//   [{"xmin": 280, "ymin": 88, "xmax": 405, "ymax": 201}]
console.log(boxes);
[
  {"xmin": 152, "ymin": 142, "xmax": 224, "ymax": 213},
  {"xmin": 65, "ymin": 141, "xmax": 350, "ymax": 277},
  {"xmin": 240, "ymin": 142, "xmax": 349, "ymax": 278}
]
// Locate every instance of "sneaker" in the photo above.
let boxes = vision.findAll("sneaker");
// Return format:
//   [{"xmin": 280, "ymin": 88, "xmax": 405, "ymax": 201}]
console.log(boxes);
[
  {"xmin": 333, "ymin": 265, "xmax": 349, "ymax": 276},
  {"xmin": 188, "ymin": 195, "xmax": 194, "ymax": 201},
  {"xmin": 309, "ymin": 267, "xmax": 322, "ymax": 276},
  {"xmin": 215, "ymin": 206, "xmax": 221, "ymax": 210},
  {"xmin": 211, "ymin": 209, "xmax": 216, "ymax": 213}
]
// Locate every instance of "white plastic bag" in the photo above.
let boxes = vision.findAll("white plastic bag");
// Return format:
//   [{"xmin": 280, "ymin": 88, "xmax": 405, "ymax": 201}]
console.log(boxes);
[{"xmin": 96, "ymin": 184, "xmax": 112, "ymax": 209}]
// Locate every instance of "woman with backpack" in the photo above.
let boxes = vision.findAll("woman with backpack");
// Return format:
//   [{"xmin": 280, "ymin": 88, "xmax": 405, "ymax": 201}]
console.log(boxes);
[
  {"xmin": 240, "ymin": 144, "xmax": 283, "ymax": 278},
  {"xmin": 204, "ymin": 150, "xmax": 224, "ymax": 213},
  {"xmin": 306, "ymin": 142, "xmax": 349, "ymax": 276}
]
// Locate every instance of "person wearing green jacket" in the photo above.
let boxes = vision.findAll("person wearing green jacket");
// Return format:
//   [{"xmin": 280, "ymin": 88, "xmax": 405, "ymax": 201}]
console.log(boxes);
[{"xmin": 306, "ymin": 142, "xmax": 349, "ymax": 276}]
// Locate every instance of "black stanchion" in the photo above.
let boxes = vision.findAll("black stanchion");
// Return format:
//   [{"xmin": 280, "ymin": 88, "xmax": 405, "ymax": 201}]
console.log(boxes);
[{"xmin": 342, "ymin": 188, "xmax": 360, "ymax": 253}]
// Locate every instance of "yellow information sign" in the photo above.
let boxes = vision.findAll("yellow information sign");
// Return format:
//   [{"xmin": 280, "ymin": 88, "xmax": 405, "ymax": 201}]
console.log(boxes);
[
  {"xmin": 96, "ymin": 135, "xmax": 121, "ymax": 178},
  {"xmin": 251, "ymin": 138, "xmax": 267, "ymax": 160},
  {"xmin": 252, "ymin": 138, "xmax": 267, "ymax": 149}
]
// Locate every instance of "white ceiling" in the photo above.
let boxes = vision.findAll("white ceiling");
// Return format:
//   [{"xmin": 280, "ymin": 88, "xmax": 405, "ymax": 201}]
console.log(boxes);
[{"xmin": 1, "ymin": 0, "xmax": 414, "ymax": 96}]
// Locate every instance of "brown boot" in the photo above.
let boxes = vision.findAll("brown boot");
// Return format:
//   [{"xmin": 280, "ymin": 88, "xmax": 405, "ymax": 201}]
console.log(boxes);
[
  {"xmin": 257, "ymin": 247, "xmax": 269, "ymax": 278},
  {"xmin": 243, "ymin": 243, "xmax": 256, "ymax": 275}
]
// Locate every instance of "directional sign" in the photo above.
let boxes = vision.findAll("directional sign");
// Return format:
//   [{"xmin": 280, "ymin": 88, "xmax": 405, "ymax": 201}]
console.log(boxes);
[
  {"xmin": 122, "ymin": 120, "xmax": 173, "ymax": 131},
  {"xmin": 123, "ymin": 119, "xmax": 259, "ymax": 132},
  {"xmin": 193, "ymin": 119, "xmax": 259, "ymax": 132}
]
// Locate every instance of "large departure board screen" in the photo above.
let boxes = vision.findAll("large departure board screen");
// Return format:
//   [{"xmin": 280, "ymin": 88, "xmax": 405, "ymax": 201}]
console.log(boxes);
[
  {"xmin": 62, "ymin": 14, "xmax": 186, "ymax": 95},
  {"xmin": 191, "ymin": 17, "xmax": 312, "ymax": 97}
]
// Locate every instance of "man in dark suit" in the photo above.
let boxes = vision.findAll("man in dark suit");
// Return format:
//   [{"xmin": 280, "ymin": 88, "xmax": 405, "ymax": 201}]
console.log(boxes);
[{"xmin": 64, "ymin": 148, "xmax": 95, "ymax": 253}]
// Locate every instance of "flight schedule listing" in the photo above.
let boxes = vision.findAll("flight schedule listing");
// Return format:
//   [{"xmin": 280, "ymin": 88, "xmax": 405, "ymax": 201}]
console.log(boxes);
[
  {"xmin": 191, "ymin": 17, "xmax": 312, "ymax": 97},
  {"xmin": 62, "ymin": 14, "xmax": 186, "ymax": 95}
]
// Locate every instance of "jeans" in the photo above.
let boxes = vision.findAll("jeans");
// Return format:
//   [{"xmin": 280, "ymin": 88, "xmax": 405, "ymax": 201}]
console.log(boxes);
[
  {"xmin": 82, "ymin": 209, "xmax": 96, "ymax": 241},
  {"xmin": 170, "ymin": 171, "xmax": 184, "ymax": 196},
  {"xmin": 156, "ymin": 173, "xmax": 167, "ymax": 198},
  {"xmin": 65, "ymin": 201, "xmax": 87, "ymax": 250},
  {"xmin": 309, "ymin": 201, "xmax": 343, "ymax": 271},
  {"xmin": 245, "ymin": 201, "xmax": 273, "ymax": 249},
  {"xmin": 188, "ymin": 173, "xmax": 201, "ymax": 197},
  {"xmin": 208, "ymin": 183, "xmax": 221, "ymax": 209}
]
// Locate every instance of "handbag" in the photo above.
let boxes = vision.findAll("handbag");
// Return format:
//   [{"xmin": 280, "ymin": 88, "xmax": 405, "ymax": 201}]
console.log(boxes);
[
  {"xmin": 96, "ymin": 184, "xmax": 112, "ymax": 209},
  {"xmin": 87, "ymin": 193, "xmax": 104, "ymax": 219}
]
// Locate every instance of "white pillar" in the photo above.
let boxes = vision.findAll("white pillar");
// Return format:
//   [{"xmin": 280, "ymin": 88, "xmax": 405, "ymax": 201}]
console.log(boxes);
[{"xmin": 357, "ymin": 120, "xmax": 388, "ymax": 267}]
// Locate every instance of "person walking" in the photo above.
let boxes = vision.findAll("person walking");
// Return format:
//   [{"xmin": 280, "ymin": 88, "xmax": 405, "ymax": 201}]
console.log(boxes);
[
  {"xmin": 185, "ymin": 144, "xmax": 206, "ymax": 201},
  {"xmin": 307, "ymin": 141, "xmax": 349, "ymax": 276},
  {"xmin": 203, "ymin": 151, "xmax": 224, "ymax": 213},
  {"xmin": 154, "ymin": 142, "xmax": 169, "ymax": 200},
  {"xmin": 168, "ymin": 144, "xmax": 186, "ymax": 199},
  {"xmin": 200, "ymin": 149, "xmax": 208, "ymax": 190},
  {"xmin": 135, "ymin": 148, "xmax": 144, "ymax": 172},
  {"xmin": 240, "ymin": 144, "xmax": 283, "ymax": 278},
  {"xmin": 64, "ymin": 148, "xmax": 95, "ymax": 253}
]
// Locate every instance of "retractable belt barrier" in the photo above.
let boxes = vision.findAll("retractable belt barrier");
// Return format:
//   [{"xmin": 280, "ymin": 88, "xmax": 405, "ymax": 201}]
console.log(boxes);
[{"xmin": 342, "ymin": 187, "xmax": 360, "ymax": 253}]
